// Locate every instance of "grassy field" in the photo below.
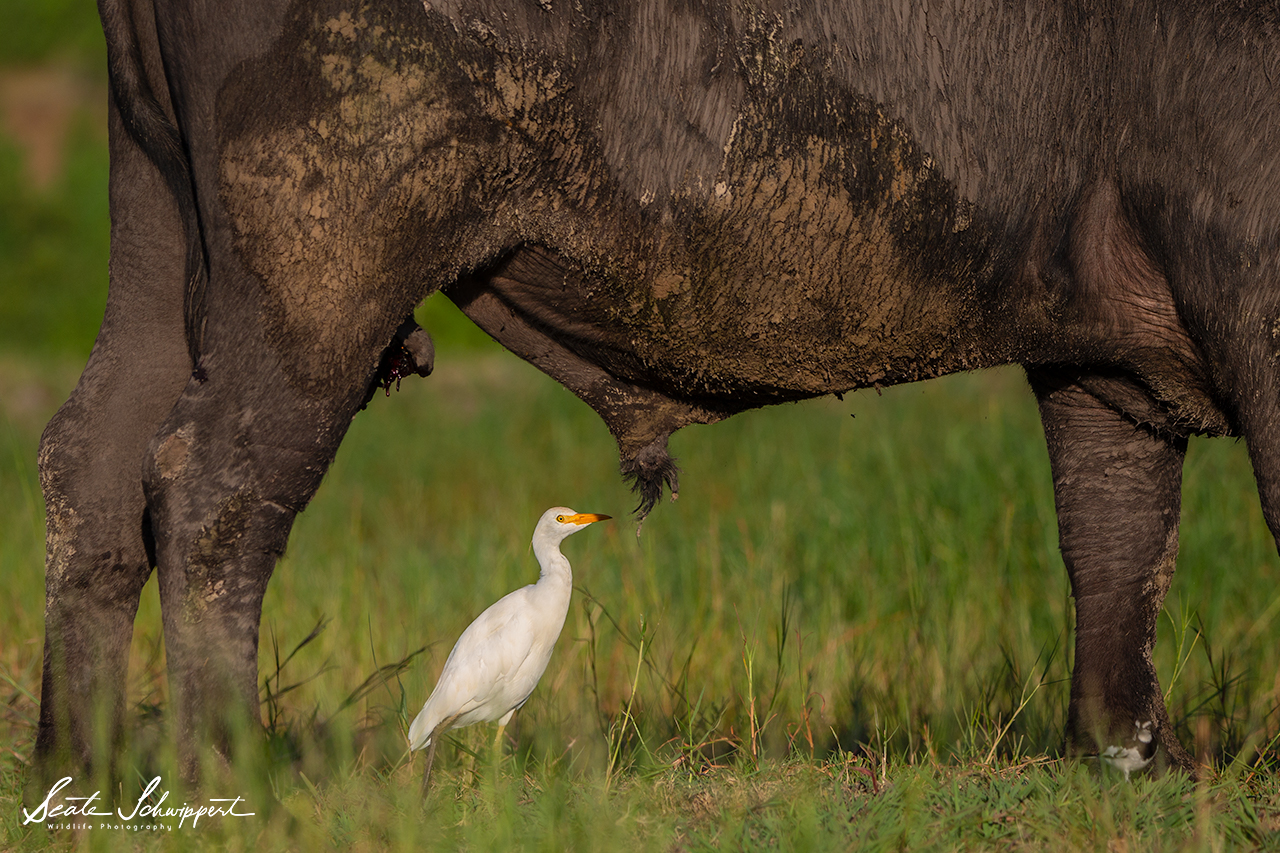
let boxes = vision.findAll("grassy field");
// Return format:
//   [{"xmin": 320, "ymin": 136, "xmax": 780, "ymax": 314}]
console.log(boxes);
[
  {"xmin": 4, "ymin": 350, "xmax": 1280, "ymax": 849},
  {"xmin": 3, "ymin": 4, "xmax": 1280, "ymax": 849}
]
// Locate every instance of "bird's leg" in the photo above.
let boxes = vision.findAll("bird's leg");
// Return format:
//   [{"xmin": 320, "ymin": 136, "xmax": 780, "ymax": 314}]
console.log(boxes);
[
  {"xmin": 420, "ymin": 715, "xmax": 458, "ymax": 798},
  {"xmin": 490, "ymin": 723, "xmax": 507, "ymax": 784},
  {"xmin": 492, "ymin": 706, "xmax": 520, "ymax": 781},
  {"xmin": 420, "ymin": 737, "xmax": 439, "ymax": 798}
]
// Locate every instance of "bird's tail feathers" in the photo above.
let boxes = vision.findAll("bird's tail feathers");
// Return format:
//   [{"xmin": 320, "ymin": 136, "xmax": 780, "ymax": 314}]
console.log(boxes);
[{"xmin": 407, "ymin": 709, "xmax": 434, "ymax": 751}]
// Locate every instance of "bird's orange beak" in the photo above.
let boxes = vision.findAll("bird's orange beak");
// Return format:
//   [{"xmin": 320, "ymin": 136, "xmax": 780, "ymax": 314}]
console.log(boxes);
[{"xmin": 566, "ymin": 513, "xmax": 611, "ymax": 525}]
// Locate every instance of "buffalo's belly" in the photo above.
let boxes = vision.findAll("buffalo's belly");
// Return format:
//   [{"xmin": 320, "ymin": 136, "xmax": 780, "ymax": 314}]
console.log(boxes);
[{"xmin": 481, "ymin": 225, "xmax": 992, "ymax": 406}]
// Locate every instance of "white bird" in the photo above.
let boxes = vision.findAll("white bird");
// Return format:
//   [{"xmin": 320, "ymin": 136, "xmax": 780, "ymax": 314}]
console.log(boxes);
[{"xmin": 408, "ymin": 506, "xmax": 610, "ymax": 789}]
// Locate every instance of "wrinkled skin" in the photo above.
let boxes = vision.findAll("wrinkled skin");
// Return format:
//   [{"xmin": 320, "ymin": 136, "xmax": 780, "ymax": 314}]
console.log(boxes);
[{"xmin": 31, "ymin": 0, "xmax": 1280, "ymax": 786}]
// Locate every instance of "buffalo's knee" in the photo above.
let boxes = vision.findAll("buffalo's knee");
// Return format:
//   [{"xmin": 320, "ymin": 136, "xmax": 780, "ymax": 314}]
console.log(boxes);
[{"xmin": 141, "ymin": 421, "xmax": 301, "ymax": 768}]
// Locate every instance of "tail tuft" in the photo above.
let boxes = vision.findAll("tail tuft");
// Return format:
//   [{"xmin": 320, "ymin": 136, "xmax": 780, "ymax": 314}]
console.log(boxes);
[{"xmin": 620, "ymin": 436, "xmax": 680, "ymax": 521}]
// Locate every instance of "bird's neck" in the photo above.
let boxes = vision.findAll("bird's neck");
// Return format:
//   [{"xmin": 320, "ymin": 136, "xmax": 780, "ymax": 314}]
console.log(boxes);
[{"xmin": 533, "ymin": 542, "xmax": 572, "ymax": 587}]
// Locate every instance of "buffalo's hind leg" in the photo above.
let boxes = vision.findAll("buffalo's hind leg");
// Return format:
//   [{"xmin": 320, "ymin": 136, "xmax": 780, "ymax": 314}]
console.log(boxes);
[
  {"xmin": 1028, "ymin": 368, "xmax": 1196, "ymax": 776},
  {"xmin": 32, "ymin": 100, "xmax": 191, "ymax": 789}
]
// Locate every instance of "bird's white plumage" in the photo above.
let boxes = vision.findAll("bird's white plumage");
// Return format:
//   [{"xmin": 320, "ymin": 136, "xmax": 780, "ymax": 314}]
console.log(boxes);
[{"xmin": 408, "ymin": 506, "xmax": 609, "ymax": 751}]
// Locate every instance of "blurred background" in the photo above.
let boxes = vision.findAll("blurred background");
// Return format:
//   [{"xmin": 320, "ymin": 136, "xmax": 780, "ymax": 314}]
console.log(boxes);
[{"xmin": 1, "ymin": 0, "xmax": 107, "ymax": 363}]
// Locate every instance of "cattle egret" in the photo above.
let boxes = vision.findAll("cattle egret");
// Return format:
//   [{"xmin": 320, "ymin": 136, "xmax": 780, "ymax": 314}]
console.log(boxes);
[{"xmin": 408, "ymin": 506, "xmax": 610, "ymax": 789}]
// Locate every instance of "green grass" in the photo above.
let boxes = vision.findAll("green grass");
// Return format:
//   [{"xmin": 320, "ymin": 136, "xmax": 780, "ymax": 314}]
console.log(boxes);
[
  {"xmin": 3, "ymin": 5, "xmax": 1280, "ymax": 846},
  {"xmin": 3, "ymin": 353, "xmax": 1280, "ymax": 850}
]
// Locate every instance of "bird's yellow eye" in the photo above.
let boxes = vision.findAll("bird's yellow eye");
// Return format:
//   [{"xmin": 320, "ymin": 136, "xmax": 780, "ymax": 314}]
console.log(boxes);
[{"xmin": 556, "ymin": 514, "xmax": 566, "ymax": 522}]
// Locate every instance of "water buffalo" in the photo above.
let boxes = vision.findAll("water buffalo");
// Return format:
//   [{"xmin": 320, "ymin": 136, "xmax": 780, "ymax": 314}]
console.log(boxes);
[{"xmin": 32, "ymin": 0, "xmax": 1280, "ymax": 784}]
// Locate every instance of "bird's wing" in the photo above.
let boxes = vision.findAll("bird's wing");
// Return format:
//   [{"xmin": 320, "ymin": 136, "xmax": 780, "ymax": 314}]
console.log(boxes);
[
  {"xmin": 442, "ymin": 588, "xmax": 541, "ymax": 699},
  {"xmin": 408, "ymin": 586, "xmax": 542, "ymax": 747}
]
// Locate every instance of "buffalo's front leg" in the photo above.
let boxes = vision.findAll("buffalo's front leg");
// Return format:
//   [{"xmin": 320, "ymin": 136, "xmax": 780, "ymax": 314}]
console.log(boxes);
[{"xmin": 1028, "ymin": 368, "xmax": 1196, "ymax": 775}]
